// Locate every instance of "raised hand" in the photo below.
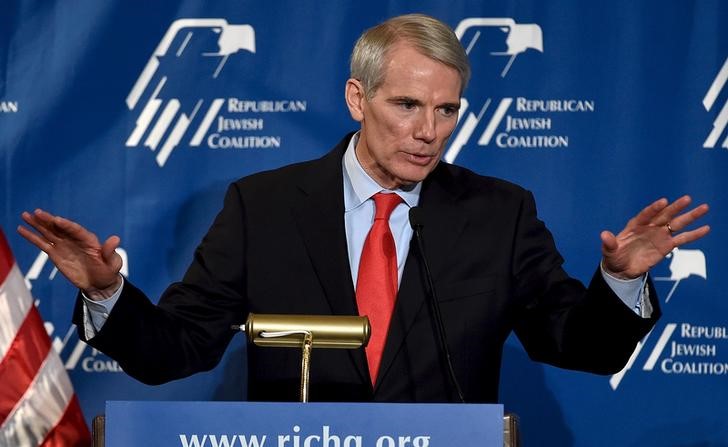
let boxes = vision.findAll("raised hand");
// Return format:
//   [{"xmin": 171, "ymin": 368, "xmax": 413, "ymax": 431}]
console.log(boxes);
[
  {"xmin": 601, "ymin": 196, "xmax": 710, "ymax": 279},
  {"xmin": 17, "ymin": 209, "xmax": 123, "ymax": 300}
]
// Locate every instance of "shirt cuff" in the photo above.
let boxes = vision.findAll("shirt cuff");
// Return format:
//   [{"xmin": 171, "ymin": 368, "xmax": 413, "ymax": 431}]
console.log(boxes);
[
  {"xmin": 600, "ymin": 263, "xmax": 652, "ymax": 318},
  {"xmin": 81, "ymin": 276, "xmax": 124, "ymax": 338}
]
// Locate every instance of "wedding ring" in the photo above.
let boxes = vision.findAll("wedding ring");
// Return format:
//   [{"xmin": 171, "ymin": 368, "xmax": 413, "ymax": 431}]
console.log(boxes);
[{"xmin": 666, "ymin": 222, "xmax": 674, "ymax": 234}]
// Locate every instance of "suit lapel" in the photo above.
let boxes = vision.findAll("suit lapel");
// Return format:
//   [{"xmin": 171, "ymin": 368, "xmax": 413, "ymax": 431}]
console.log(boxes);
[
  {"xmin": 375, "ymin": 164, "xmax": 468, "ymax": 390},
  {"xmin": 290, "ymin": 136, "xmax": 369, "ymax": 383}
]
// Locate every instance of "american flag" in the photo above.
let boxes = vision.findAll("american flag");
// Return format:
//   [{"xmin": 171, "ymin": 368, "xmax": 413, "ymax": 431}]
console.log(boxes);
[{"xmin": 0, "ymin": 229, "xmax": 90, "ymax": 446}]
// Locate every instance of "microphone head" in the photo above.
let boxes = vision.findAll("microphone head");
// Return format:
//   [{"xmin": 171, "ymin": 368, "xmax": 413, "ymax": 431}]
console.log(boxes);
[{"xmin": 409, "ymin": 206, "xmax": 425, "ymax": 230}]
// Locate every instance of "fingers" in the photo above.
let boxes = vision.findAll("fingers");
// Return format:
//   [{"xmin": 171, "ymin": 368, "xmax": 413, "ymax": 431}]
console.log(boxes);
[
  {"xmin": 600, "ymin": 230, "xmax": 618, "ymax": 252},
  {"xmin": 666, "ymin": 203, "xmax": 709, "ymax": 233},
  {"xmin": 631, "ymin": 196, "xmax": 708, "ymax": 234},
  {"xmin": 628, "ymin": 198, "xmax": 669, "ymax": 228},
  {"xmin": 50, "ymin": 214, "xmax": 96, "ymax": 243},
  {"xmin": 650, "ymin": 197, "xmax": 709, "ymax": 251},
  {"xmin": 20, "ymin": 209, "xmax": 62, "ymax": 245},
  {"xmin": 101, "ymin": 236, "xmax": 121, "ymax": 262},
  {"xmin": 18, "ymin": 209, "xmax": 102, "ymax": 253},
  {"xmin": 101, "ymin": 236, "xmax": 124, "ymax": 280},
  {"xmin": 17, "ymin": 223, "xmax": 55, "ymax": 252},
  {"xmin": 672, "ymin": 224, "xmax": 711, "ymax": 247},
  {"xmin": 18, "ymin": 209, "xmax": 65, "ymax": 251},
  {"xmin": 652, "ymin": 195, "xmax": 694, "ymax": 226}
]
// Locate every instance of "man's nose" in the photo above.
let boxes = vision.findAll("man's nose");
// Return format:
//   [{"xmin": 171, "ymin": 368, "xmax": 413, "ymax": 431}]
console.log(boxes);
[{"xmin": 414, "ymin": 110, "xmax": 436, "ymax": 143}]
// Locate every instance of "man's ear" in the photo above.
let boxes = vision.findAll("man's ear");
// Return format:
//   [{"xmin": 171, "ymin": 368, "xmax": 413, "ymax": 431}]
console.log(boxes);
[{"xmin": 345, "ymin": 78, "xmax": 365, "ymax": 122}]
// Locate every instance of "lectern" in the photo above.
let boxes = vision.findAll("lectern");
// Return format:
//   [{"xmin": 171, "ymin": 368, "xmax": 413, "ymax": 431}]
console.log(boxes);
[
  {"xmin": 92, "ymin": 316, "xmax": 520, "ymax": 446},
  {"xmin": 92, "ymin": 403, "xmax": 520, "ymax": 447}
]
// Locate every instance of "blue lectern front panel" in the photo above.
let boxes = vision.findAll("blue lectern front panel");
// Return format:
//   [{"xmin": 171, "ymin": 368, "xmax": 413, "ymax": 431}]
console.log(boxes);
[{"xmin": 106, "ymin": 401, "xmax": 503, "ymax": 447}]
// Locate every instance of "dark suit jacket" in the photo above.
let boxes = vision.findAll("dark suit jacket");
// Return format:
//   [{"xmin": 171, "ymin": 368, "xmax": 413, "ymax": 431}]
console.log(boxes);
[{"xmin": 74, "ymin": 133, "xmax": 660, "ymax": 403}]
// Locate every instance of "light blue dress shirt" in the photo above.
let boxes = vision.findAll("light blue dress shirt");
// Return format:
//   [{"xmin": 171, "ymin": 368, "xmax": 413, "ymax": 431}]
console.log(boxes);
[{"xmin": 342, "ymin": 133, "xmax": 420, "ymax": 287}]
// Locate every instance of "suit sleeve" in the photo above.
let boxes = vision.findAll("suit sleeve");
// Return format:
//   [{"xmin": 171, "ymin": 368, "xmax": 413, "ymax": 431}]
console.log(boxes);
[
  {"xmin": 73, "ymin": 183, "xmax": 249, "ymax": 385},
  {"xmin": 511, "ymin": 190, "xmax": 661, "ymax": 374}
]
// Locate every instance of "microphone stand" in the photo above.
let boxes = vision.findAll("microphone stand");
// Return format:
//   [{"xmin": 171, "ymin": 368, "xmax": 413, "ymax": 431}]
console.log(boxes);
[{"xmin": 409, "ymin": 207, "xmax": 465, "ymax": 403}]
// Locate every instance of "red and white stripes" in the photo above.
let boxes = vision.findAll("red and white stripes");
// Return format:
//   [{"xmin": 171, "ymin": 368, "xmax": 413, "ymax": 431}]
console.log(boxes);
[{"xmin": 0, "ymin": 231, "xmax": 90, "ymax": 446}]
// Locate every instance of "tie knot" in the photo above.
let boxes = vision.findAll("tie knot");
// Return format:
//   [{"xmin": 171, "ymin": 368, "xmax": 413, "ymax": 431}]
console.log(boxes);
[{"xmin": 372, "ymin": 192, "xmax": 402, "ymax": 220}]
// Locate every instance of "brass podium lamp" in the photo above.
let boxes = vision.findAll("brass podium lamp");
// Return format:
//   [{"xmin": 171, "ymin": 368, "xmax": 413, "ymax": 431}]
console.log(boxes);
[{"xmin": 233, "ymin": 313, "xmax": 371, "ymax": 402}]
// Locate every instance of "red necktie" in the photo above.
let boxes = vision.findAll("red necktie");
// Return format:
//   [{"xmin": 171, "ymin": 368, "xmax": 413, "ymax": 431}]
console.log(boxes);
[{"xmin": 356, "ymin": 192, "xmax": 403, "ymax": 384}]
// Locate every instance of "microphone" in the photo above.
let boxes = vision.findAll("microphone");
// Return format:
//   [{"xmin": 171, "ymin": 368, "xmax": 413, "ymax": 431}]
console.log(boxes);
[{"xmin": 409, "ymin": 207, "xmax": 465, "ymax": 403}]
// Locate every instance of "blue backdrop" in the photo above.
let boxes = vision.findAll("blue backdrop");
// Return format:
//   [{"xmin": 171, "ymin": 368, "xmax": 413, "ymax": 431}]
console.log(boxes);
[{"xmin": 2, "ymin": 1, "xmax": 727, "ymax": 445}]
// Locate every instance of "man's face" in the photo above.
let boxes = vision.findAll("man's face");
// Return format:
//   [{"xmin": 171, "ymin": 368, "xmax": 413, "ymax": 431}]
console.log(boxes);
[{"xmin": 345, "ymin": 41, "xmax": 462, "ymax": 189}]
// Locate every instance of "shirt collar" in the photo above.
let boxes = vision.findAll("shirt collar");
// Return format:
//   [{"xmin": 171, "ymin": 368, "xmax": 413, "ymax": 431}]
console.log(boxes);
[{"xmin": 343, "ymin": 133, "xmax": 421, "ymax": 211}]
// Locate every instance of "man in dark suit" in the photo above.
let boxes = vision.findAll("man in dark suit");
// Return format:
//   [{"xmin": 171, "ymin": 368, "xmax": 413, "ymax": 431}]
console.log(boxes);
[{"xmin": 18, "ymin": 14, "xmax": 709, "ymax": 403}]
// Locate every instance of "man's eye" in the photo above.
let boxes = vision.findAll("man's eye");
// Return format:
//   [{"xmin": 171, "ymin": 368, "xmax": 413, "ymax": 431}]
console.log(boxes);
[
  {"xmin": 440, "ymin": 106, "xmax": 458, "ymax": 117},
  {"xmin": 399, "ymin": 101, "xmax": 416, "ymax": 110}
]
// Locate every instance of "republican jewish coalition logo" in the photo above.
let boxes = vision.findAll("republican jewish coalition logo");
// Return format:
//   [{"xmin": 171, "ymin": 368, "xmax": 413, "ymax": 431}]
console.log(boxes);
[
  {"xmin": 0, "ymin": 100, "xmax": 19, "ymax": 113},
  {"xmin": 126, "ymin": 20, "xmax": 255, "ymax": 167},
  {"xmin": 609, "ymin": 248, "xmax": 728, "ymax": 390},
  {"xmin": 125, "ymin": 19, "xmax": 307, "ymax": 167},
  {"xmin": 445, "ymin": 18, "xmax": 595, "ymax": 162},
  {"xmin": 703, "ymin": 56, "xmax": 728, "ymax": 149}
]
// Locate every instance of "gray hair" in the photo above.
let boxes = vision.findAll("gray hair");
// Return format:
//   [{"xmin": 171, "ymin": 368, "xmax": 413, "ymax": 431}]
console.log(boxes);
[{"xmin": 350, "ymin": 14, "xmax": 471, "ymax": 99}]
